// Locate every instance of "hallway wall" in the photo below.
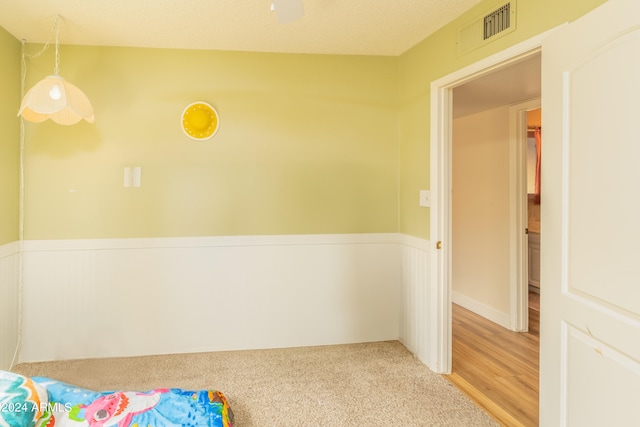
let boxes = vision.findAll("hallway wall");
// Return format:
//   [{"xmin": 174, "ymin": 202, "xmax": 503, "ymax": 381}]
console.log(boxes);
[{"xmin": 452, "ymin": 105, "xmax": 511, "ymax": 326}]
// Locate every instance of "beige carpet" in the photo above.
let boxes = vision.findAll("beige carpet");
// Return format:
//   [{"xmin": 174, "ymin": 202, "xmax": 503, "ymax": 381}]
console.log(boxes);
[{"xmin": 13, "ymin": 341, "xmax": 498, "ymax": 426}]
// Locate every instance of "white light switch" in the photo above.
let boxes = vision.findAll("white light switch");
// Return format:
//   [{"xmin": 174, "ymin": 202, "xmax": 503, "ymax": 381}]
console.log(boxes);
[
  {"xmin": 123, "ymin": 166, "xmax": 142, "ymax": 188},
  {"xmin": 132, "ymin": 166, "xmax": 142, "ymax": 187},
  {"xmin": 419, "ymin": 190, "xmax": 430, "ymax": 207},
  {"xmin": 123, "ymin": 167, "xmax": 132, "ymax": 188}
]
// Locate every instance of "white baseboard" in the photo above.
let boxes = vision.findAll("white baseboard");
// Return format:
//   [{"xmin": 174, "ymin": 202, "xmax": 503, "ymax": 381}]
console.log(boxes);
[{"xmin": 452, "ymin": 291, "xmax": 510, "ymax": 329}]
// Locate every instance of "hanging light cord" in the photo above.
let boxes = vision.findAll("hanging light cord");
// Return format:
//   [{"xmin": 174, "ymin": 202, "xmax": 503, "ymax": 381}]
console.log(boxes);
[
  {"xmin": 54, "ymin": 16, "xmax": 60, "ymax": 75},
  {"xmin": 10, "ymin": 40, "xmax": 28, "ymax": 372},
  {"xmin": 22, "ymin": 15, "xmax": 61, "ymax": 72},
  {"xmin": 9, "ymin": 15, "xmax": 61, "ymax": 371}
]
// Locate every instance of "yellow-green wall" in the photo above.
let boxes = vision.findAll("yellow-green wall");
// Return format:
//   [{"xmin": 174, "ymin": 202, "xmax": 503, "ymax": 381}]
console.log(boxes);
[
  {"xmin": 398, "ymin": 0, "xmax": 606, "ymax": 239},
  {"xmin": 0, "ymin": 27, "xmax": 20, "ymax": 245},
  {"xmin": 23, "ymin": 47, "xmax": 399, "ymax": 239},
  {"xmin": 11, "ymin": 0, "xmax": 607, "ymax": 240}
]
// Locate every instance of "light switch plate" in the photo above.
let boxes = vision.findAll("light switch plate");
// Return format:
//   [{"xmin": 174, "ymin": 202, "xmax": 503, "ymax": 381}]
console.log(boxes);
[
  {"xmin": 132, "ymin": 166, "xmax": 142, "ymax": 187},
  {"xmin": 419, "ymin": 190, "xmax": 430, "ymax": 207},
  {"xmin": 123, "ymin": 166, "xmax": 142, "ymax": 188},
  {"xmin": 123, "ymin": 167, "xmax": 132, "ymax": 188}
]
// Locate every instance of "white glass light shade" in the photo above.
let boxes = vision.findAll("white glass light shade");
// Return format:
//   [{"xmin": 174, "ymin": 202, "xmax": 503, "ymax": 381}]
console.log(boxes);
[{"xmin": 18, "ymin": 75, "xmax": 94, "ymax": 125}]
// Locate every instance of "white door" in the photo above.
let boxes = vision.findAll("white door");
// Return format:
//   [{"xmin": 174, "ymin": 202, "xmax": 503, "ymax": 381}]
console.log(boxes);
[{"xmin": 540, "ymin": 0, "xmax": 640, "ymax": 425}]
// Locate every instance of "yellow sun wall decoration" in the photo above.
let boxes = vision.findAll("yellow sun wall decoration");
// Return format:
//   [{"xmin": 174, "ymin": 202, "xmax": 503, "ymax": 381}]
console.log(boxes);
[{"xmin": 181, "ymin": 101, "xmax": 219, "ymax": 140}]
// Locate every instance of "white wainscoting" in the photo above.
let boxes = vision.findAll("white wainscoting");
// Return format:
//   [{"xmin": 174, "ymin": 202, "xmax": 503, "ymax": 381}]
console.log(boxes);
[
  {"xmin": 0, "ymin": 241, "xmax": 21, "ymax": 370},
  {"xmin": 20, "ymin": 234, "xmax": 405, "ymax": 362},
  {"xmin": 398, "ymin": 235, "xmax": 431, "ymax": 365}
]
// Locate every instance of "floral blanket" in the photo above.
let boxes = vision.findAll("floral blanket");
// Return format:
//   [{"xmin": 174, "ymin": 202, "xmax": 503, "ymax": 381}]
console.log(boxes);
[{"xmin": 0, "ymin": 371, "xmax": 234, "ymax": 427}]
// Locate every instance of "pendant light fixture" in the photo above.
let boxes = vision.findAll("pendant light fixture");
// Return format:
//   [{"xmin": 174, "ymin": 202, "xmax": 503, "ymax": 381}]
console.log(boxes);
[{"xmin": 18, "ymin": 16, "xmax": 94, "ymax": 125}]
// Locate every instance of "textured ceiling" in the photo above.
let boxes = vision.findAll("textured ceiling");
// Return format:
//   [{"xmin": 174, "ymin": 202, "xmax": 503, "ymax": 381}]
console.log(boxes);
[{"xmin": 0, "ymin": 0, "xmax": 483, "ymax": 56}]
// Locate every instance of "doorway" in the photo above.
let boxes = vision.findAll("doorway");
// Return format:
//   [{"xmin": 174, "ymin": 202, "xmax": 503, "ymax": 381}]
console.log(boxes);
[
  {"xmin": 449, "ymin": 57, "xmax": 540, "ymax": 331},
  {"xmin": 446, "ymin": 55, "xmax": 541, "ymax": 425},
  {"xmin": 525, "ymin": 107, "xmax": 541, "ymax": 314},
  {"xmin": 428, "ymin": 30, "xmax": 553, "ymax": 374}
]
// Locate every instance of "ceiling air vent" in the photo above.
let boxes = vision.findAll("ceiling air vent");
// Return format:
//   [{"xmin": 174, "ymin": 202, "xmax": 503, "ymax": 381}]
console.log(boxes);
[
  {"xmin": 457, "ymin": 0, "xmax": 516, "ymax": 56},
  {"xmin": 484, "ymin": 3, "xmax": 511, "ymax": 40}
]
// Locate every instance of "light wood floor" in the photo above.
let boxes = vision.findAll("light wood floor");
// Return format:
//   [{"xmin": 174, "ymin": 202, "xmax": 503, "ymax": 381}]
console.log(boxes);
[{"xmin": 447, "ymin": 300, "xmax": 540, "ymax": 426}]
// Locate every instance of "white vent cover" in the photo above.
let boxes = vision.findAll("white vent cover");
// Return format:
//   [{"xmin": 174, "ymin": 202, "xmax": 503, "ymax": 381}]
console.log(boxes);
[{"xmin": 457, "ymin": 1, "xmax": 516, "ymax": 55}]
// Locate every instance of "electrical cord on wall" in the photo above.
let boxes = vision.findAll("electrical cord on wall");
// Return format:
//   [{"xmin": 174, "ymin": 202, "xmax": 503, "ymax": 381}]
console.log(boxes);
[
  {"xmin": 10, "ymin": 40, "xmax": 27, "ymax": 371},
  {"xmin": 9, "ymin": 24, "xmax": 58, "ymax": 371}
]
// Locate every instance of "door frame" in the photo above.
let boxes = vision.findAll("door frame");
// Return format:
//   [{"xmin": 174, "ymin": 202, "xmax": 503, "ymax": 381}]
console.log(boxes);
[
  {"xmin": 428, "ymin": 28, "xmax": 560, "ymax": 373},
  {"xmin": 509, "ymin": 97, "xmax": 541, "ymax": 332}
]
